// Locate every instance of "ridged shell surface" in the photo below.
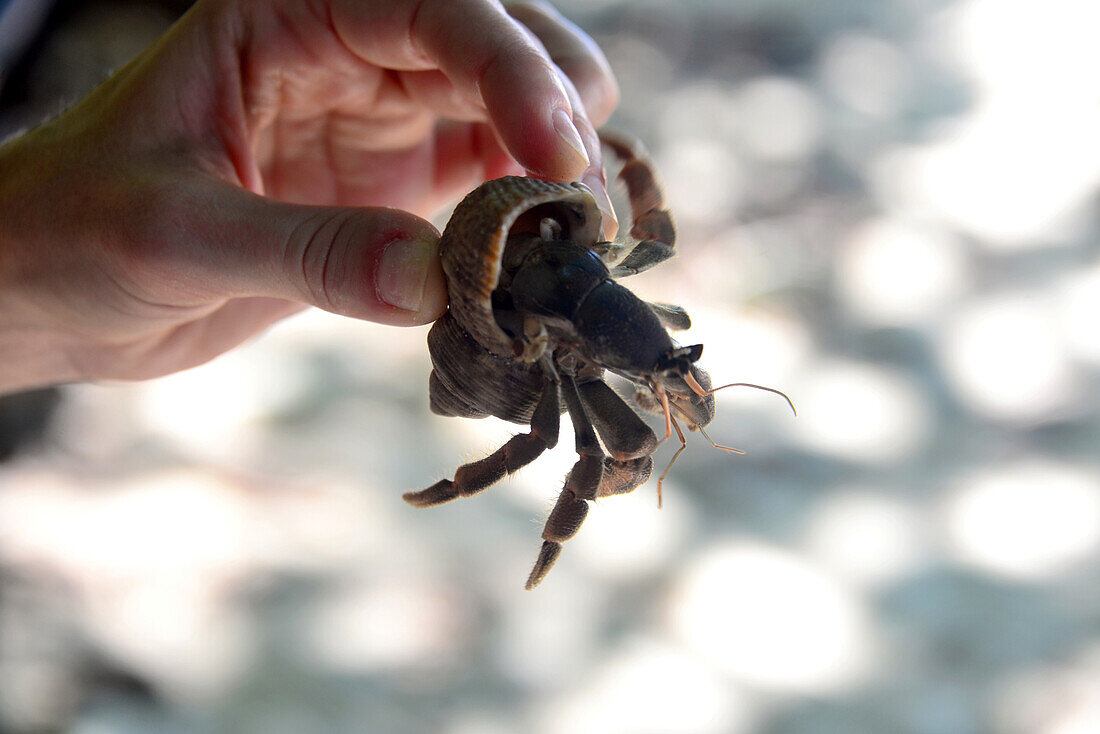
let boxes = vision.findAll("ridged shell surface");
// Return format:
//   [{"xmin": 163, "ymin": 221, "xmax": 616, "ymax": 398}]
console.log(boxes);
[
  {"xmin": 427, "ymin": 311, "xmax": 545, "ymax": 424},
  {"xmin": 438, "ymin": 176, "xmax": 602, "ymax": 356}
]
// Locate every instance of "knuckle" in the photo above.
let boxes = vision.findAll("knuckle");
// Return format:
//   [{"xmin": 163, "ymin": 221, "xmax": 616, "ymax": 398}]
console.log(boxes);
[
  {"xmin": 477, "ymin": 37, "xmax": 551, "ymax": 95},
  {"xmin": 285, "ymin": 208, "xmax": 363, "ymax": 313}
]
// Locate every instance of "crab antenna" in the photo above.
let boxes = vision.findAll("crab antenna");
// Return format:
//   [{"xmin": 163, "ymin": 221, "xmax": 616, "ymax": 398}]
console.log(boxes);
[
  {"xmin": 656, "ymin": 414, "xmax": 688, "ymax": 509},
  {"xmin": 686, "ymin": 375, "xmax": 797, "ymax": 417}
]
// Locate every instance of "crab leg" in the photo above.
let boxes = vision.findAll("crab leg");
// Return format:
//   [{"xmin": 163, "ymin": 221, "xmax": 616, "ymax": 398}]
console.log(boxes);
[
  {"xmin": 576, "ymin": 378, "xmax": 659, "ymax": 499},
  {"xmin": 598, "ymin": 456, "xmax": 654, "ymax": 497},
  {"xmin": 657, "ymin": 385, "xmax": 673, "ymax": 440},
  {"xmin": 404, "ymin": 378, "xmax": 561, "ymax": 507},
  {"xmin": 656, "ymin": 414, "xmax": 689, "ymax": 509},
  {"xmin": 601, "ymin": 130, "xmax": 677, "ymax": 279},
  {"xmin": 526, "ymin": 376, "xmax": 606, "ymax": 589},
  {"xmin": 647, "ymin": 302, "xmax": 692, "ymax": 331},
  {"xmin": 697, "ymin": 425, "xmax": 746, "ymax": 455},
  {"xmin": 576, "ymin": 378, "xmax": 658, "ymax": 461},
  {"xmin": 610, "ymin": 241, "xmax": 675, "ymax": 278}
]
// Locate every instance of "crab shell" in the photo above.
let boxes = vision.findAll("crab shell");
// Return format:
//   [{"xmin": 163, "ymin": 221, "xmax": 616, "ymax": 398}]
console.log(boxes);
[
  {"xmin": 438, "ymin": 176, "xmax": 603, "ymax": 358},
  {"xmin": 425, "ymin": 177, "xmax": 602, "ymax": 425}
]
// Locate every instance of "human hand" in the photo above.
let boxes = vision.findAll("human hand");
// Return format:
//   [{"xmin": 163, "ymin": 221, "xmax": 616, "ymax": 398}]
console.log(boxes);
[{"xmin": 0, "ymin": 0, "xmax": 618, "ymax": 394}]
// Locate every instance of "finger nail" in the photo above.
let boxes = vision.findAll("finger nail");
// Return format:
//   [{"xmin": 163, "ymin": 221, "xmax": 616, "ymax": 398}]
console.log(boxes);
[
  {"xmin": 376, "ymin": 233, "xmax": 434, "ymax": 312},
  {"xmin": 583, "ymin": 171, "xmax": 619, "ymax": 240},
  {"xmin": 552, "ymin": 108, "xmax": 591, "ymax": 170}
]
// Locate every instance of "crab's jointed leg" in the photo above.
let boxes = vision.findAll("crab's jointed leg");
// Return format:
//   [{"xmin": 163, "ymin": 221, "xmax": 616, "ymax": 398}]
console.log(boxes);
[
  {"xmin": 646, "ymin": 302, "xmax": 691, "ymax": 331},
  {"xmin": 577, "ymin": 378, "xmax": 658, "ymax": 498},
  {"xmin": 576, "ymin": 378, "xmax": 658, "ymax": 461},
  {"xmin": 599, "ymin": 456, "xmax": 654, "ymax": 497},
  {"xmin": 601, "ymin": 130, "xmax": 677, "ymax": 279},
  {"xmin": 610, "ymin": 241, "xmax": 675, "ymax": 278},
  {"xmin": 526, "ymin": 376, "xmax": 607, "ymax": 590},
  {"xmin": 404, "ymin": 378, "xmax": 561, "ymax": 508},
  {"xmin": 656, "ymin": 413, "xmax": 689, "ymax": 509}
]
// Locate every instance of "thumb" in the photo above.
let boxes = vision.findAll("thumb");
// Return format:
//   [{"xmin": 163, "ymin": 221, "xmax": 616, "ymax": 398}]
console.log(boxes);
[{"xmin": 178, "ymin": 181, "xmax": 448, "ymax": 326}]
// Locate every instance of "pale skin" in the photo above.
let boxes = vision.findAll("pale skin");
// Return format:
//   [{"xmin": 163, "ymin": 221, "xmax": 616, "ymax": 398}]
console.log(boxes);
[{"xmin": 0, "ymin": 0, "xmax": 619, "ymax": 394}]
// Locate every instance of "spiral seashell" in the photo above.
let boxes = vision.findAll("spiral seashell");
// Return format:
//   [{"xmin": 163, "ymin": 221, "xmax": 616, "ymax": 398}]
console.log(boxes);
[{"xmin": 437, "ymin": 176, "xmax": 602, "ymax": 358}]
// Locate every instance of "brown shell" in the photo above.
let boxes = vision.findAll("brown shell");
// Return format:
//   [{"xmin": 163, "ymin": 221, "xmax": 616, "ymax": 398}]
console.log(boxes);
[
  {"xmin": 427, "ymin": 311, "xmax": 545, "ymax": 423},
  {"xmin": 438, "ymin": 176, "xmax": 602, "ymax": 357}
]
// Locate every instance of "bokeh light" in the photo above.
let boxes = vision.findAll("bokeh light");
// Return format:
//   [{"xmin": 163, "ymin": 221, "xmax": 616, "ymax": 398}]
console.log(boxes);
[
  {"xmin": 792, "ymin": 360, "xmax": 931, "ymax": 463},
  {"xmin": 942, "ymin": 460, "xmax": 1100, "ymax": 579},
  {"xmin": 0, "ymin": 468, "xmax": 259, "ymax": 700},
  {"xmin": 570, "ymin": 484, "xmax": 690, "ymax": 582},
  {"xmin": 877, "ymin": 0, "xmax": 1100, "ymax": 248},
  {"xmin": 735, "ymin": 77, "xmax": 822, "ymax": 163},
  {"xmin": 1056, "ymin": 260, "xmax": 1100, "ymax": 366},
  {"xmin": 938, "ymin": 293, "xmax": 1076, "ymax": 422},
  {"xmin": 3, "ymin": 0, "xmax": 1100, "ymax": 732},
  {"xmin": 667, "ymin": 541, "xmax": 873, "ymax": 694},
  {"xmin": 536, "ymin": 637, "xmax": 751, "ymax": 734},
  {"xmin": 802, "ymin": 487, "xmax": 926, "ymax": 587},
  {"xmin": 304, "ymin": 576, "xmax": 467, "ymax": 673},
  {"xmin": 820, "ymin": 33, "xmax": 910, "ymax": 119},
  {"xmin": 837, "ymin": 217, "xmax": 968, "ymax": 325},
  {"xmin": 656, "ymin": 138, "xmax": 744, "ymax": 224},
  {"xmin": 991, "ymin": 642, "xmax": 1100, "ymax": 734},
  {"xmin": 683, "ymin": 306, "xmax": 811, "ymax": 389}
]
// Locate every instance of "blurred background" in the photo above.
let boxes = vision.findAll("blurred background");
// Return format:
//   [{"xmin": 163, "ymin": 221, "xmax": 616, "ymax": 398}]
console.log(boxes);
[{"xmin": 2, "ymin": 0, "xmax": 1099, "ymax": 732}]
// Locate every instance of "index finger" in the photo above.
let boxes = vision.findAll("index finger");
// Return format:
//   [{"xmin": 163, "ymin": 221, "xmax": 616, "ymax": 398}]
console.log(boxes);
[
  {"xmin": 506, "ymin": 1, "xmax": 619, "ymax": 126},
  {"xmin": 329, "ymin": 0, "xmax": 595, "ymax": 181}
]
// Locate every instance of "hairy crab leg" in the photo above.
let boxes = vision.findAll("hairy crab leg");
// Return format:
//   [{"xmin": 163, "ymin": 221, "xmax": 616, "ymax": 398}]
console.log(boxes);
[
  {"xmin": 404, "ymin": 378, "xmax": 561, "ymax": 507},
  {"xmin": 600, "ymin": 130, "xmax": 677, "ymax": 279},
  {"xmin": 601, "ymin": 132, "xmax": 675, "ymax": 247},
  {"xmin": 575, "ymin": 377, "xmax": 658, "ymax": 498},
  {"xmin": 599, "ymin": 455, "xmax": 654, "ymax": 497},
  {"xmin": 526, "ymin": 376, "xmax": 606, "ymax": 590},
  {"xmin": 610, "ymin": 241, "xmax": 675, "ymax": 278},
  {"xmin": 647, "ymin": 302, "xmax": 692, "ymax": 331},
  {"xmin": 576, "ymin": 378, "xmax": 658, "ymax": 461}
]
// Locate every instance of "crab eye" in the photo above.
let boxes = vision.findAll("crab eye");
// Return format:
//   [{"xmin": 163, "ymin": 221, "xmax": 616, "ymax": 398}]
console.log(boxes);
[{"xmin": 653, "ymin": 361, "xmax": 684, "ymax": 383}]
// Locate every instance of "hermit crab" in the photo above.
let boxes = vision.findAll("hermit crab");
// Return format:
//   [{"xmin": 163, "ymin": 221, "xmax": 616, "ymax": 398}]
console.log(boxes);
[{"xmin": 405, "ymin": 131, "xmax": 788, "ymax": 588}]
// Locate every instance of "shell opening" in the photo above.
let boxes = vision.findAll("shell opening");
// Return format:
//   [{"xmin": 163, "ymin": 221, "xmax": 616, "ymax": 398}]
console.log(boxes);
[{"xmin": 509, "ymin": 201, "xmax": 589, "ymax": 242}]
